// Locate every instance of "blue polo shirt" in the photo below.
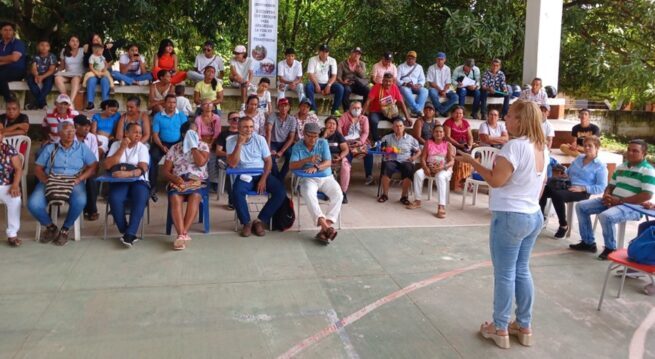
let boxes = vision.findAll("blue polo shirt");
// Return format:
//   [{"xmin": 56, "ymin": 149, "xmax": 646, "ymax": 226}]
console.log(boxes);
[
  {"xmin": 152, "ymin": 109, "xmax": 187, "ymax": 143},
  {"xmin": 35, "ymin": 141, "xmax": 97, "ymax": 176},
  {"xmin": 0, "ymin": 37, "xmax": 26, "ymax": 72},
  {"xmin": 226, "ymin": 134, "xmax": 270, "ymax": 169},
  {"xmin": 290, "ymin": 138, "xmax": 332, "ymax": 177}
]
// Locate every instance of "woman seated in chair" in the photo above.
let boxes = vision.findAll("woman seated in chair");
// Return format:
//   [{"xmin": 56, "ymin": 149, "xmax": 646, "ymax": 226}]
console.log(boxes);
[
  {"xmin": 162, "ymin": 121, "xmax": 209, "ymax": 250},
  {"xmin": 321, "ymin": 116, "xmax": 350, "ymax": 203},
  {"xmin": 444, "ymin": 106, "xmax": 474, "ymax": 193},
  {"xmin": 0, "ymin": 129, "xmax": 23, "ymax": 246},
  {"xmin": 104, "ymin": 123, "xmax": 150, "ymax": 247},
  {"xmin": 539, "ymin": 136, "xmax": 607, "ymax": 238},
  {"xmin": 406, "ymin": 124, "xmax": 454, "ymax": 218},
  {"xmin": 91, "ymin": 99, "xmax": 121, "ymax": 157}
]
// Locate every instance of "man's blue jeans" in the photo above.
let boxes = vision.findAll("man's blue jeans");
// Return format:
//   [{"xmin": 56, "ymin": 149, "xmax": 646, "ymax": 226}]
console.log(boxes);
[
  {"xmin": 368, "ymin": 112, "xmax": 391, "ymax": 142},
  {"xmin": 108, "ymin": 181, "xmax": 150, "ymax": 236},
  {"xmin": 110, "ymin": 71, "xmax": 153, "ymax": 85},
  {"xmin": 86, "ymin": 76, "xmax": 110, "ymax": 103},
  {"xmin": 28, "ymin": 182, "xmax": 87, "ymax": 229},
  {"xmin": 427, "ymin": 89, "xmax": 458, "ymax": 115},
  {"xmin": 456, "ymin": 87, "xmax": 481, "ymax": 115},
  {"xmin": 232, "ymin": 174, "xmax": 286, "ymax": 225},
  {"xmin": 481, "ymin": 91, "xmax": 510, "ymax": 117},
  {"xmin": 26, "ymin": 75, "xmax": 54, "ymax": 108},
  {"xmin": 489, "ymin": 210, "xmax": 542, "ymax": 330},
  {"xmin": 305, "ymin": 82, "xmax": 344, "ymax": 114},
  {"xmin": 575, "ymin": 198, "xmax": 642, "ymax": 250},
  {"xmin": 270, "ymin": 141, "xmax": 292, "ymax": 181},
  {"xmin": 399, "ymin": 86, "xmax": 428, "ymax": 113}
]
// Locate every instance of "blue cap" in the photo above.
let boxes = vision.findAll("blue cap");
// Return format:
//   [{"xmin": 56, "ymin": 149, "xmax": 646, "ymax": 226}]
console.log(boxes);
[{"xmin": 436, "ymin": 52, "xmax": 446, "ymax": 59}]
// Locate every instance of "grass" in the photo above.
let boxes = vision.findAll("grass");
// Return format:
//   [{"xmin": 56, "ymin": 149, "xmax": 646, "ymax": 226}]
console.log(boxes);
[{"xmin": 600, "ymin": 134, "xmax": 655, "ymax": 163}]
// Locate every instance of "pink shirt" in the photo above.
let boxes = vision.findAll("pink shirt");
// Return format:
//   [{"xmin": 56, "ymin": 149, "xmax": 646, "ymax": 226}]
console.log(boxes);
[
  {"xmin": 194, "ymin": 114, "xmax": 222, "ymax": 143},
  {"xmin": 425, "ymin": 140, "xmax": 448, "ymax": 164},
  {"xmin": 371, "ymin": 61, "xmax": 397, "ymax": 84},
  {"xmin": 338, "ymin": 113, "xmax": 370, "ymax": 145},
  {"xmin": 443, "ymin": 118, "xmax": 471, "ymax": 144}
]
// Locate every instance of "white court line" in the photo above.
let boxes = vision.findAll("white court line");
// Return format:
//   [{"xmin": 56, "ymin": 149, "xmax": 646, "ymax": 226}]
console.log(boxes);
[{"xmin": 629, "ymin": 307, "xmax": 655, "ymax": 359}]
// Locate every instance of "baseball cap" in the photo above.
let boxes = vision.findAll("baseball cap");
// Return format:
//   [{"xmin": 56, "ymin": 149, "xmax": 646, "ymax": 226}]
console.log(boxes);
[
  {"xmin": 277, "ymin": 97, "xmax": 290, "ymax": 106},
  {"xmin": 436, "ymin": 52, "xmax": 446, "ymax": 59},
  {"xmin": 406, "ymin": 50, "xmax": 417, "ymax": 58},
  {"xmin": 304, "ymin": 122, "xmax": 321, "ymax": 134},
  {"xmin": 383, "ymin": 51, "xmax": 393, "ymax": 60},
  {"xmin": 284, "ymin": 48, "xmax": 295, "ymax": 55},
  {"xmin": 465, "ymin": 58, "xmax": 475, "ymax": 67},
  {"xmin": 424, "ymin": 102, "xmax": 435, "ymax": 110},
  {"xmin": 56, "ymin": 94, "xmax": 72, "ymax": 105},
  {"xmin": 73, "ymin": 115, "xmax": 91, "ymax": 126},
  {"xmin": 299, "ymin": 98, "xmax": 312, "ymax": 107},
  {"xmin": 319, "ymin": 44, "xmax": 330, "ymax": 52},
  {"xmin": 233, "ymin": 45, "xmax": 246, "ymax": 54},
  {"xmin": 540, "ymin": 104, "xmax": 551, "ymax": 111},
  {"xmin": 351, "ymin": 47, "xmax": 362, "ymax": 54}
]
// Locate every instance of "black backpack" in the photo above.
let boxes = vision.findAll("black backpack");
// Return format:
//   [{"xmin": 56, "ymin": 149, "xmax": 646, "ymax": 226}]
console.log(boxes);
[{"xmin": 272, "ymin": 196, "xmax": 295, "ymax": 231}]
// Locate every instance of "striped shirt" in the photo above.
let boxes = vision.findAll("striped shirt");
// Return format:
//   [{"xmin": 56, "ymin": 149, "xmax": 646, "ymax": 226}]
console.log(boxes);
[
  {"xmin": 610, "ymin": 160, "xmax": 655, "ymax": 198},
  {"xmin": 42, "ymin": 109, "xmax": 79, "ymax": 142}
]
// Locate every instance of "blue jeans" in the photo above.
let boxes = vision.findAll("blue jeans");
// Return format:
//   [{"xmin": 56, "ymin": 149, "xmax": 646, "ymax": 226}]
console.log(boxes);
[
  {"xmin": 270, "ymin": 141, "xmax": 292, "ymax": 181},
  {"xmin": 232, "ymin": 174, "xmax": 286, "ymax": 225},
  {"xmin": 28, "ymin": 182, "xmax": 87, "ymax": 229},
  {"xmin": 490, "ymin": 210, "xmax": 542, "ymax": 330},
  {"xmin": 399, "ymin": 86, "xmax": 428, "ymax": 113},
  {"xmin": 86, "ymin": 76, "xmax": 110, "ymax": 103},
  {"xmin": 305, "ymin": 82, "xmax": 345, "ymax": 114},
  {"xmin": 26, "ymin": 75, "xmax": 54, "ymax": 108},
  {"xmin": 110, "ymin": 71, "xmax": 153, "ymax": 85},
  {"xmin": 108, "ymin": 181, "xmax": 150, "ymax": 236},
  {"xmin": 456, "ymin": 87, "xmax": 481, "ymax": 115},
  {"xmin": 368, "ymin": 112, "xmax": 392, "ymax": 142},
  {"xmin": 480, "ymin": 91, "xmax": 510, "ymax": 117},
  {"xmin": 427, "ymin": 89, "xmax": 458, "ymax": 115},
  {"xmin": 575, "ymin": 198, "xmax": 642, "ymax": 250},
  {"xmin": 347, "ymin": 153, "xmax": 373, "ymax": 178},
  {"xmin": 342, "ymin": 81, "xmax": 369, "ymax": 111}
]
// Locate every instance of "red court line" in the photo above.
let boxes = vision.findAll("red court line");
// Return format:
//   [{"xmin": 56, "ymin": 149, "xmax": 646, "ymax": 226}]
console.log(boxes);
[{"xmin": 277, "ymin": 249, "xmax": 570, "ymax": 358}]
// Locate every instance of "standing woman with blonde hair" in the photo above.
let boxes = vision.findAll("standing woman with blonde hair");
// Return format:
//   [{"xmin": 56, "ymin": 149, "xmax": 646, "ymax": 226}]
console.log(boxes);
[{"xmin": 456, "ymin": 100, "xmax": 548, "ymax": 349}]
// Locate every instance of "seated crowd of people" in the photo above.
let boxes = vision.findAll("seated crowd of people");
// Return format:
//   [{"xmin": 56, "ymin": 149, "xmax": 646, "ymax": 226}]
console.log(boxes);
[{"xmin": 0, "ymin": 22, "xmax": 654, "ymax": 272}]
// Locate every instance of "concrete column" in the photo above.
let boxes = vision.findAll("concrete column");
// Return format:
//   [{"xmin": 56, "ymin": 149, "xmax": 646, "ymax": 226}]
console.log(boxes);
[{"xmin": 522, "ymin": 0, "xmax": 563, "ymax": 89}]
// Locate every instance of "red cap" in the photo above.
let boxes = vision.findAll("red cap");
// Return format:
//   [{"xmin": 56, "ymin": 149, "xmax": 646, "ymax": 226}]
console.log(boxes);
[{"xmin": 277, "ymin": 98, "xmax": 290, "ymax": 106}]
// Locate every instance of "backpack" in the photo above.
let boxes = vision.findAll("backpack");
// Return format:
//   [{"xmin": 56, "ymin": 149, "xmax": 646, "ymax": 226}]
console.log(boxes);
[
  {"xmin": 627, "ymin": 225, "xmax": 655, "ymax": 265},
  {"xmin": 272, "ymin": 196, "xmax": 295, "ymax": 231}
]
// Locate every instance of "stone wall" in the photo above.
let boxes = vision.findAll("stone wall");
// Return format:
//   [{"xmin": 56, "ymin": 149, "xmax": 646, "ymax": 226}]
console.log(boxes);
[{"xmin": 563, "ymin": 109, "xmax": 655, "ymax": 141}]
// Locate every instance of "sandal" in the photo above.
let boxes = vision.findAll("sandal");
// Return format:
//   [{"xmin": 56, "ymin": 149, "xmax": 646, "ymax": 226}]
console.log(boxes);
[
  {"xmin": 7, "ymin": 237, "xmax": 21, "ymax": 247},
  {"xmin": 85, "ymin": 212, "xmax": 99, "ymax": 221},
  {"xmin": 400, "ymin": 196, "xmax": 411, "ymax": 206},
  {"xmin": 405, "ymin": 201, "xmax": 421, "ymax": 209},
  {"xmin": 479, "ymin": 322, "xmax": 510, "ymax": 349},
  {"xmin": 436, "ymin": 207, "xmax": 446, "ymax": 219},
  {"xmin": 325, "ymin": 227, "xmax": 338, "ymax": 241},
  {"xmin": 173, "ymin": 235, "xmax": 186, "ymax": 250},
  {"xmin": 508, "ymin": 321, "xmax": 533, "ymax": 346},
  {"xmin": 315, "ymin": 230, "xmax": 330, "ymax": 245},
  {"xmin": 377, "ymin": 194, "xmax": 388, "ymax": 203},
  {"xmin": 182, "ymin": 233, "xmax": 192, "ymax": 241}
]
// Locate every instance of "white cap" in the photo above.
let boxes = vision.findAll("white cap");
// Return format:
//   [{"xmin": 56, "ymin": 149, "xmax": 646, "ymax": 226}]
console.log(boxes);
[
  {"xmin": 56, "ymin": 94, "xmax": 72, "ymax": 105},
  {"xmin": 233, "ymin": 45, "xmax": 247, "ymax": 54}
]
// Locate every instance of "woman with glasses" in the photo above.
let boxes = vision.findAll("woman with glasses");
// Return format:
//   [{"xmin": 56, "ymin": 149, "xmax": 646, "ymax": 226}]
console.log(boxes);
[{"xmin": 188, "ymin": 41, "xmax": 225, "ymax": 82}]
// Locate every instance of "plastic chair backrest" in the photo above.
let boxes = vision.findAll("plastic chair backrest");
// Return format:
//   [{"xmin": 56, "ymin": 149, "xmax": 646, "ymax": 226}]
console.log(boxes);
[
  {"xmin": 3, "ymin": 135, "xmax": 31, "ymax": 173},
  {"xmin": 471, "ymin": 146, "xmax": 499, "ymax": 170}
]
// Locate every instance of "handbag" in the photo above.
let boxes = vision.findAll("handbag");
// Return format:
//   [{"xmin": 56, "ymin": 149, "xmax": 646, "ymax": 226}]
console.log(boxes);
[
  {"xmin": 379, "ymin": 87, "xmax": 399, "ymax": 119},
  {"xmin": 627, "ymin": 225, "xmax": 655, "ymax": 265},
  {"xmin": 44, "ymin": 144, "xmax": 78, "ymax": 206},
  {"xmin": 546, "ymin": 177, "xmax": 571, "ymax": 191},
  {"xmin": 349, "ymin": 143, "xmax": 368, "ymax": 159},
  {"xmin": 109, "ymin": 163, "xmax": 137, "ymax": 173}
]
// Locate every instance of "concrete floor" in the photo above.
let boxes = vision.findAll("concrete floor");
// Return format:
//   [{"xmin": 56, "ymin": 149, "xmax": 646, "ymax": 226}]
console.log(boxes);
[{"xmin": 1, "ymin": 174, "xmax": 654, "ymax": 358}]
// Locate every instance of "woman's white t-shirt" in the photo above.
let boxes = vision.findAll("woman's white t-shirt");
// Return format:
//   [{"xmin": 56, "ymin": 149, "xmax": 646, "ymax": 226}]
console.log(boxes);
[
  {"xmin": 489, "ymin": 137, "xmax": 548, "ymax": 213},
  {"xmin": 479, "ymin": 121, "xmax": 507, "ymax": 139},
  {"xmin": 107, "ymin": 141, "xmax": 150, "ymax": 181}
]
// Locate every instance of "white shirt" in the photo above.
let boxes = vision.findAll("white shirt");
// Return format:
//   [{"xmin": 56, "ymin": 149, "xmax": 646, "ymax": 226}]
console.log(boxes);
[
  {"xmin": 119, "ymin": 53, "xmax": 146, "ymax": 75},
  {"xmin": 81, "ymin": 133, "xmax": 99, "ymax": 160},
  {"xmin": 176, "ymin": 96, "xmax": 193, "ymax": 116},
  {"xmin": 230, "ymin": 58, "xmax": 253, "ymax": 79},
  {"xmin": 478, "ymin": 121, "xmax": 507, "ymax": 138},
  {"xmin": 107, "ymin": 141, "xmax": 150, "ymax": 181},
  {"xmin": 426, "ymin": 64, "xmax": 454, "ymax": 93},
  {"xmin": 396, "ymin": 62, "xmax": 426, "ymax": 86},
  {"xmin": 490, "ymin": 137, "xmax": 549, "ymax": 213},
  {"xmin": 541, "ymin": 119, "xmax": 555, "ymax": 138},
  {"xmin": 307, "ymin": 55, "xmax": 338, "ymax": 84},
  {"xmin": 277, "ymin": 59, "xmax": 303, "ymax": 82},
  {"xmin": 519, "ymin": 88, "xmax": 548, "ymax": 106},
  {"xmin": 195, "ymin": 53, "xmax": 224, "ymax": 74}
]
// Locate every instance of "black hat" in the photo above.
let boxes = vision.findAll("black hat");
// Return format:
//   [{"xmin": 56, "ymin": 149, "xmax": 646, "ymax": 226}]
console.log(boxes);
[
  {"xmin": 383, "ymin": 51, "xmax": 393, "ymax": 60},
  {"xmin": 351, "ymin": 47, "xmax": 362, "ymax": 54},
  {"xmin": 73, "ymin": 115, "xmax": 91, "ymax": 126},
  {"xmin": 319, "ymin": 44, "xmax": 330, "ymax": 52}
]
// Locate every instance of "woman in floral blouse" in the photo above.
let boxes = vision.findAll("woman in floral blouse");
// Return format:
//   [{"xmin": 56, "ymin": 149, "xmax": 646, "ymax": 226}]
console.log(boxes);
[{"xmin": 0, "ymin": 129, "xmax": 23, "ymax": 246}]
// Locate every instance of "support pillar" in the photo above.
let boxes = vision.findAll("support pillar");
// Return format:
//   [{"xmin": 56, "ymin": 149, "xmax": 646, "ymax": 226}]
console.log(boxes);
[{"xmin": 522, "ymin": 0, "xmax": 563, "ymax": 90}]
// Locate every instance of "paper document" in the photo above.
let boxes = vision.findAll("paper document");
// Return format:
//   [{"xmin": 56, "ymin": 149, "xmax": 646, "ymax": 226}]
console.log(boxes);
[{"xmin": 461, "ymin": 77, "xmax": 476, "ymax": 87}]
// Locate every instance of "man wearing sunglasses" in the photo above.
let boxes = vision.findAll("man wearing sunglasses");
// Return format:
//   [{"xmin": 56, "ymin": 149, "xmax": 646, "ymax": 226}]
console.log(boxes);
[{"xmin": 188, "ymin": 41, "xmax": 225, "ymax": 82}]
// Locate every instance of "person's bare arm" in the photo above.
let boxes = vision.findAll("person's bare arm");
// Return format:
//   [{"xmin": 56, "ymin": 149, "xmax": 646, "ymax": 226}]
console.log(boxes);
[
  {"xmin": 457, "ymin": 154, "xmax": 513, "ymax": 188},
  {"xmin": 412, "ymin": 119, "xmax": 424, "ymax": 144},
  {"xmin": 140, "ymin": 114, "xmax": 151, "ymax": 143},
  {"xmin": 34, "ymin": 165, "xmax": 48, "ymax": 184},
  {"xmin": 191, "ymin": 148, "xmax": 209, "ymax": 167},
  {"xmin": 3, "ymin": 122, "xmax": 29, "ymax": 136},
  {"xmin": 152, "ymin": 133, "xmax": 166, "ymax": 152},
  {"xmin": 279, "ymin": 132, "xmax": 296, "ymax": 155},
  {"xmin": 0, "ymin": 51, "xmax": 21, "ymax": 65},
  {"xmin": 75, "ymin": 162, "xmax": 99, "ymax": 184},
  {"xmin": 9, "ymin": 155, "xmax": 22, "ymax": 197}
]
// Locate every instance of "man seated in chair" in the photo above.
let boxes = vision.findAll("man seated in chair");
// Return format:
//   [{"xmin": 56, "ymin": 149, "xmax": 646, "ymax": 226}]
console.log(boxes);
[
  {"xmin": 28, "ymin": 122, "xmax": 98, "ymax": 246},
  {"xmin": 227, "ymin": 116, "xmax": 286, "ymax": 237},
  {"xmin": 377, "ymin": 118, "xmax": 420, "ymax": 205},
  {"xmin": 290, "ymin": 122, "xmax": 343, "ymax": 244},
  {"xmin": 571, "ymin": 140, "xmax": 655, "ymax": 260}
]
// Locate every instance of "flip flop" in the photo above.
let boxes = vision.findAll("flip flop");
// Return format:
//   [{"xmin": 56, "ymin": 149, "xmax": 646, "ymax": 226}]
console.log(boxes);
[
  {"xmin": 173, "ymin": 236, "xmax": 186, "ymax": 250},
  {"xmin": 377, "ymin": 194, "xmax": 388, "ymax": 203},
  {"xmin": 315, "ymin": 230, "xmax": 330, "ymax": 245},
  {"xmin": 400, "ymin": 196, "xmax": 411, "ymax": 206},
  {"xmin": 7, "ymin": 237, "xmax": 21, "ymax": 247}
]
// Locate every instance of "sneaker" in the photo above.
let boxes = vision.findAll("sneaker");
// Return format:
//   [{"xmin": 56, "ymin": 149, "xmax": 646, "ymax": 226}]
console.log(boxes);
[
  {"xmin": 342, "ymin": 192, "xmax": 348, "ymax": 204},
  {"xmin": 470, "ymin": 113, "xmax": 480, "ymax": 120},
  {"xmin": 364, "ymin": 176, "xmax": 374, "ymax": 186},
  {"xmin": 598, "ymin": 247, "xmax": 615, "ymax": 260},
  {"xmin": 86, "ymin": 102, "xmax": 94, "ymax": 110},
  {"xmin": 569, "ymin": 241, "xmax": 597, "ymax": 253},
  {"xmin": 332, "ymin": 110, "xmax": 342, "ymax": 117},
  {"xmin": 241, "ymin": 222, "xmax": 252, "ymax": 237},
  {"xmin": 25, "ymin": 102, "xmax": 39, "ymax": 110},
  {"xmin": 40, "ymin": 224, "xmax": 58, "ymax": 243},
  {"xmin": 226, "ymin": 203, "xmax": 235, "ymax": 211},
  {"xmin": 553, "ymin": 226, "xmax": 568, "ymax": 239},
  {"xmin": 120, "ymin": 234, "xmax": 137, "ymax": 248},
  {"xmin": 615, "ymin": 269, "xmax": 646, "ymax": 279}
]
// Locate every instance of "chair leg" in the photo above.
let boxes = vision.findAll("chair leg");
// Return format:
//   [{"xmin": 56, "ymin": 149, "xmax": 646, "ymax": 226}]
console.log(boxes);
[
  {"xmin": 427, "ymin": 178, "xmax": 433, "ymax": 201},
  {"xmin": 472, "ymin": 184, "xmax": 479, "ymax": 206},
  {"xmin": 461, "ymin": 180, "xmax": 468, "ymax": 210},
  {"xmin": 617, "ymin": 222, "xmax": 627, "ymax": 249},
  {"xmin": 565, "ymin": 202, "xmax": 574, "ymax": 238},
  {"xmin": 21, "ymin": 179, "xmax": 27, "ymax": 207},
  {"xmin": 202, "ymin": 196, "xmax": 210, "ymax": 233},
  {"xmin": 597, "ymin": 263, "xmax": 618, "ymax": 311},
  {"xmin": 165, "ymin": 200, "xmax": 173, "ymax": 235},
  {"xmin": 618, "ymin": 265, "xmax": 628, "ymax": 298},
  {"xmin": 74, "ymin": 217, "xmax": 81, "ymax": 241},
  {"xmin": 297, "ymin": 193, "xmax": 301, "ymax": 232},
  {"xmin": 103, "ymin": 201, "xmax": 109, "ymax": 240}
]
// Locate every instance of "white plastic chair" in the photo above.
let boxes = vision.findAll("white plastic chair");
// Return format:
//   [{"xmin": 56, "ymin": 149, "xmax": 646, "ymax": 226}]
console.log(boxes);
[
  {"xmin": 425, "ymin": 173, "xmax": 451, "ymax": 204},
  {"xmin": 461, "ymin": 146, "xmax": 499, "ymax": 209},
  {"xmin": 2, "ymin": 135, "xmax": 31, "ymax": 204}
]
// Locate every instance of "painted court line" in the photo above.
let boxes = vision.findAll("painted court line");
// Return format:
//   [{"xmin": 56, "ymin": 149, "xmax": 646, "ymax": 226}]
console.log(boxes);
[
  {"xmin": 629, "ymin": 307, "xmax": 655, "ymax": 359},
  {"xmin": 277, "ymin": 249, "xmax": 569, "ymax": 359}
]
